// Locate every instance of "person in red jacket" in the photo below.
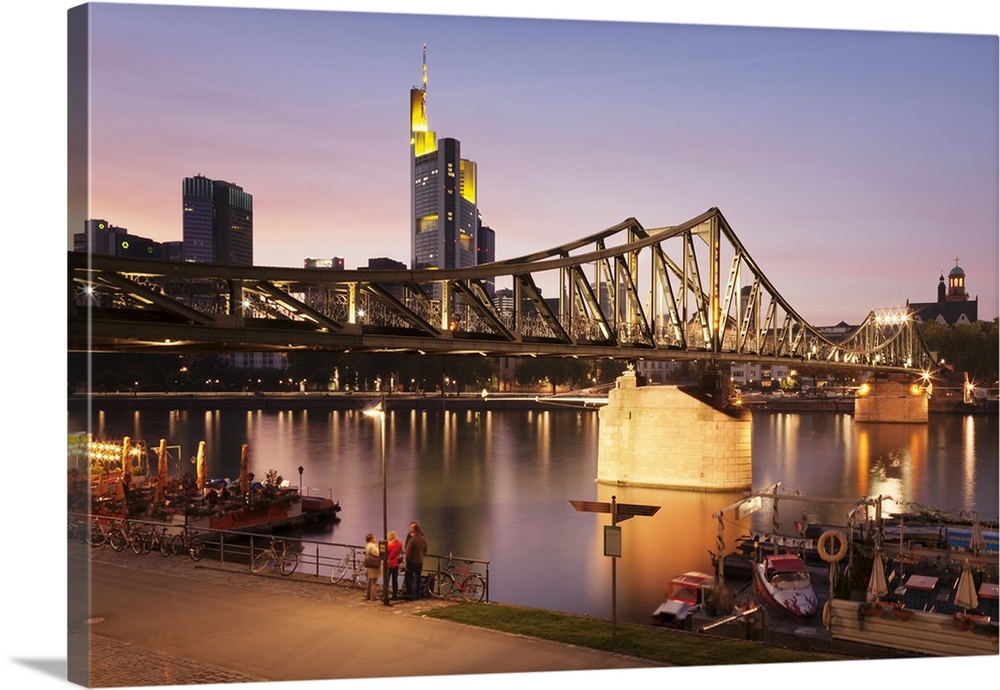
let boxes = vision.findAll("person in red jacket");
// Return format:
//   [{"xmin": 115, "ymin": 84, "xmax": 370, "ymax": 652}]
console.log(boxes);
[{"xmin": 386, "ymin": 530, "xmax": 403, "ymax": 600}]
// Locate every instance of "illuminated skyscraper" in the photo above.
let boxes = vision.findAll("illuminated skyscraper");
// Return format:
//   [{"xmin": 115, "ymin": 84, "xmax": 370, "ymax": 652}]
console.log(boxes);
[
  {"xmin": 182, "ymin": 174, "xmax": 254, "ymax": 266},
  {"xmin": 410, "ymin": 46, "xmax": 479, "ymax": 273}
]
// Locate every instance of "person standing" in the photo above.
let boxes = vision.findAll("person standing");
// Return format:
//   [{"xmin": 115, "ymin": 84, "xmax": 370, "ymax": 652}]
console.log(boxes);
[
  {"xmin": 404, "ymin": 521, "xmax": 427, "ymax": 599},
  {"xmin": 386, "ymin": 530, "xmax": 403, "ymax": 600},
  {"xmin": 363, "ymin": 533, "xmax": 381, "ymax": 601}
]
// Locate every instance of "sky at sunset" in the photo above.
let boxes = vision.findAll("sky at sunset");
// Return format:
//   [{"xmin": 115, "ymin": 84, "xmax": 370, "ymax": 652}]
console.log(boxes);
[{"xmin": 70, "ymin": 1, "xmax": 998, "ymax": 327}]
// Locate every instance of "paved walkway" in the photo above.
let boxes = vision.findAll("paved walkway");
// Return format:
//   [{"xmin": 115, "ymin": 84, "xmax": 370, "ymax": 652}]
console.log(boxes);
[{"xmin": 69, "ymin": 542, "xmax": 659, "ymax": 687}]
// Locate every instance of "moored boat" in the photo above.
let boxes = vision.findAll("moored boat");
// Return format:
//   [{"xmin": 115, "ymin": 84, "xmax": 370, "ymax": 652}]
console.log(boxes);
[
  {"xmin": 752, "ymin": 553, "xmax": 818, "ymax": 622},
  {"xmin": 651, "ymin": 571, "xmax": 716, "ymax": 629}
]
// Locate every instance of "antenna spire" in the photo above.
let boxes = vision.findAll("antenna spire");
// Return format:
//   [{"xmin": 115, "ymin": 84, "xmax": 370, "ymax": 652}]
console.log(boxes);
[{"xmin": 422, "ymin": 44, "xmax": 427, "ymax": 91}]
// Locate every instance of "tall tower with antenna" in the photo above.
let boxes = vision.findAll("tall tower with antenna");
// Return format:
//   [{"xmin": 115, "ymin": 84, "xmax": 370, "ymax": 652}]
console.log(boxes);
[{"xmin": 409, "ymin": 45, "xmax": 479, "ymax": 280}]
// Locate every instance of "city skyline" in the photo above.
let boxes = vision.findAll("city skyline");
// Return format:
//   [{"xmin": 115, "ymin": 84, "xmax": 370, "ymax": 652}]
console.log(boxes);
[{"xmin": 71, "ymin": 2, "xmax": 999, "ymax": 327}]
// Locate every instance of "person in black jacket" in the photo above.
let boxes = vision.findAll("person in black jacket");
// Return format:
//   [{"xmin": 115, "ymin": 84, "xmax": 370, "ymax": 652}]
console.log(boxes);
[{"xmin": 403, "ymin": 521, "xmax": 427, "ymax": 598}]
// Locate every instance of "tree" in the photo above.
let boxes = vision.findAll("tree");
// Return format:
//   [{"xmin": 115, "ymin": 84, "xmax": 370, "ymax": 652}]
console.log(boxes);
[
  {"xmin": 919, "ymin": 319, "xmax": 998, "ymax": 383},
  {"xmin": 514, "ymin": 357, "xmax": 594, "ymax": 394}
]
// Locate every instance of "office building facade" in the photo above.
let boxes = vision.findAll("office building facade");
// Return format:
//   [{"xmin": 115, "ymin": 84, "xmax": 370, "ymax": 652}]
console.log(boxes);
[{"xmin": 182, "ymin": 174, "xmax": 254, "ymax": 266}]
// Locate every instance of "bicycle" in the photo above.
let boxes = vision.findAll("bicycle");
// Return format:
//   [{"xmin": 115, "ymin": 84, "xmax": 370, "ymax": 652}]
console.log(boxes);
[
  {"xmin": 68, "ymin": 515, "xmax": 89, "ymax": 543},
  {"xmin": 250, "ymin": 536, "xmax": 300, "ymax": 576},
  {"xmin": 86, "ymin": 517, "xmax": 118, "ymax": 548},
  {"xmin": 168, "ymin": 525, "xmax": 206, "ymax": 561},
  {"xmin": 141, "ymin": 525, "xmax": 173, "ymax": 557},
  {"xmin": 429, "ymin": 553, "xmax": 486, "ymax": 602},
  {"xmin": 116, "ymin": 520, "xmax": 148, "ymax": 555},
  {"xmin": 330, "ymin": 546, "xmax": 367, "ymax": 586},
  {"xmin": 329, "ymin": 546, "xmax": 382, "ymax": 598}
]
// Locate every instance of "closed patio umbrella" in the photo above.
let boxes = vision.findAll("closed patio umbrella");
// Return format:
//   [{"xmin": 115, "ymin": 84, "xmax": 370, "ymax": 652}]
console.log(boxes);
[
  {"xmin": 195, "ymin": 441, "xmax": 207, "ymax": 491},
  {"xmin": 867, "ymin": 549, "xmax": 888, "ymax": 601},
  {"xmin": 954, "ymin": 561, "xmax": 978, "ymax": 612},
  {"xmin": 154, "ymin": 439, "xmax": 168, "ymax": 503},
  {"xmin": 969, "ymin": 514, "xmax": 986, "ymax": 554},
  {"xmin": 239, "ymin": 443, "xmax": 250, "ymax": 495},
  {"xmin": 120, "ymin": 436, "xmax": 131, "ymax": 474}
]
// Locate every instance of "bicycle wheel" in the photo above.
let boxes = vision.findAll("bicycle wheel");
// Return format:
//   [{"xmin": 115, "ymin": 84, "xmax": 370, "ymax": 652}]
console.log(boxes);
[
  {"xmin": 188, "ymin": 536, "xmax": 205, "ymax": 561},
  {"xmin": 86, "ymin": 523, "xmax": 106, "ymax": 547},
  {"xmin": 430, "ymin": 571, "xmax": 454, "ymax": 599},
  {"xmin": 330, "ymin": 555, "xmax": 351, "ymax": 583},
  {"xmin": 168, "ymin": 534, "xmax": 185, "ymax": 556},
  {"xmin": 278, "ymin": 550, "xmax": 299, "ymax": 576},
  {"xmin": 461, "ymin": 574, "xmax": 486, "ymax": 602},
  {"xmin": 251, "ymin": 549, "xmax": 275, "ymax": 574},
  {"xmin": 109, "ymin": 529, "xmax": 127, "ymax": 552},
  {"xmin": 158, "ymin": 534, "xmax": 171, "ymax": 557}
]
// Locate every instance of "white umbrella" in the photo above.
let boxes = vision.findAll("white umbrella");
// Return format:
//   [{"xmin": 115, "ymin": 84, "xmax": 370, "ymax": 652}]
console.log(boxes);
[
  {"xmin": 954, "ymin": 561, "xmax": 978, "ymax": 612},
  {"xmin": 867, "ymin": 550, "xmax": 888, "ymax": 600},
  {"xmin": 969, "ymin": 514, "xmax": 986, "ymax": 554},
  {"xmin": 154, "ymin": 439, "xmax": 168, "ymax": 503},
  {"xmin": 195, "ymin": 441, "xmax": 207, "ymax": 491}
]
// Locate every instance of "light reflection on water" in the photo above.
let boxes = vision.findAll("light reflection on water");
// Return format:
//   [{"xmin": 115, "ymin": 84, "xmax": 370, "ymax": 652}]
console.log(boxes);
[{"xmin": 70, "ymin": 405, "xmax": 997, "ymax": 624}]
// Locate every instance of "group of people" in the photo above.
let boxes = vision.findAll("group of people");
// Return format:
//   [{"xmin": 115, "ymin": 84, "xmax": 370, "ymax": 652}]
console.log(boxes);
[{"xmin": 362, "ymin": 520, "xmax": 428, "ymax": 602}]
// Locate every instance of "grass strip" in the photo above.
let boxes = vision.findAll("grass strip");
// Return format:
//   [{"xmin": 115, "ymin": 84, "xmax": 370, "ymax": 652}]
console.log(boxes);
[{"xmin": 424, "ymin": 602, "xmax": 849, "ymax": 667}]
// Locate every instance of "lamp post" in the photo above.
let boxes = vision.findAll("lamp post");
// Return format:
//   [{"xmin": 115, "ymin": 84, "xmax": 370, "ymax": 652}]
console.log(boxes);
[{"xmin": 364, "ymin": 393, "xmax": 390, "ymax": 606}]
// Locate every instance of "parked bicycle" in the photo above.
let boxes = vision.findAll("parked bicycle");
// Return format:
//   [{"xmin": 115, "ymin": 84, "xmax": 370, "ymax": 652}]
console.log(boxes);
[
  {"xmin": 86, "ymin": 517, "xmax": 119, "ymax": 548},
  {"xmin": 139, "ymin": 524, "xmax": 173, "ymax": 557},
  {"xmin": 112, "ymin": 520, "xmax": 148, "ymax": 555},
  {"xmin": 68, "ymin": 515, "xmax": 89, "ymax": 543},
  {"xmin": 250, "ymin": 535, "xmax": 300, "ymax": 576},
  {"xmin": 429, "ymin": 553, "xmax": 486, "ymax": 602},
  {"xmin": 330, "ymin": 545, "xmax": 378, "ymax": 593},
  {"xmin": 168, "ymin": 525, "xmax": 205, "ymax": 561}
]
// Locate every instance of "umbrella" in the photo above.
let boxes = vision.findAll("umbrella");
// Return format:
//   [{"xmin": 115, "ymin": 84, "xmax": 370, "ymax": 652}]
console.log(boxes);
[
  {"xmin": 154, "ymin": 439, "xmax": 168, "ymax": 503},
  {"xmin": 195, "ymin": 441, "xmax": 207, "ymax": 491},
  {"xmin": 969, "ymin": 513, "xmax": 986, "ymax": 554},
  {"xmin": 120, "ymin": 435, "xmax": 132, "ymax": 473},
  {"xmin": 954, "ymin": 561, "xmax": 978, "ymax": 612},
  {"xmin": 867, "ymin": 550, "xmax": 888, "ymax": 601},
  {"xmin": 239, "ymin": 443, "xmax": 250, "ymax": 495}
]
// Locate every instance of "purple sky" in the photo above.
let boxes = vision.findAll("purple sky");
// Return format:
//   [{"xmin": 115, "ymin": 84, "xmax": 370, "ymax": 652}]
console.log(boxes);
[{"xmin": 72, "ymin": 2, "xmax": 999, "ymax": 327}]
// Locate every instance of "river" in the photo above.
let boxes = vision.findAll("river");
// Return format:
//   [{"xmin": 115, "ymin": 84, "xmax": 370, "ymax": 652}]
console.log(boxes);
[{"xmin": 68, "ymin": 401, "xmax": 998, "ymax": 625}]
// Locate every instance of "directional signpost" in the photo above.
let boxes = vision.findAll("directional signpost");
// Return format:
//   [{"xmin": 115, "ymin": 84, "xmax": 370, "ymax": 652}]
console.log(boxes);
[{"xmin": 570, "ymin": 495, "xmax": 660, "ymax": 641}]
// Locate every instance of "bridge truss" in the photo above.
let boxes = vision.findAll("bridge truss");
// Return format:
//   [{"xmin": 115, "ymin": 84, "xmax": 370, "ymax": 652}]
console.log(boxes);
[{"xmin": 68, "ymin": 207, "xmax": 935, "ymax": 374}]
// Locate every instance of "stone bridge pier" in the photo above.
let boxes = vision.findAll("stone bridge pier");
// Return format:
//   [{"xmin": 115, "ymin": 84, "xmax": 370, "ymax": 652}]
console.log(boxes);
[
  {"xmin": 854, "ymin": 375, "xmax": 929, "ymax": 423},
  {"xmin": 597, "ymin": 371, "xmax": 752, "ymax": 491}
]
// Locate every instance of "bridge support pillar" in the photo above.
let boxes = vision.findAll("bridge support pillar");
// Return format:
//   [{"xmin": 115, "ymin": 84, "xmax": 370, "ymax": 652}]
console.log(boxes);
[
  {"xmin": 854, "ymin": 376, "xmax": 928, "ymax": 423},
  {"xmin": 597, "ymin": 371, "xmax": 752, "ymax": 491}
]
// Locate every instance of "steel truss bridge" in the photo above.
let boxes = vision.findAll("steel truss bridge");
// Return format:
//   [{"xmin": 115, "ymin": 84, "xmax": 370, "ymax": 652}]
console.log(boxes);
[{"xmin": 68, "ymin": 207, "xmax": 935, "ymax": 374}]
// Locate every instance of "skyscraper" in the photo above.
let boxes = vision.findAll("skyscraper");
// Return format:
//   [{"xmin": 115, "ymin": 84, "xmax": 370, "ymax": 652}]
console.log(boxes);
[
  {"xmin": 410, "ymin": 46, "xmax": 479, "ymax": 274},
  {"xmin": 182, "ymin": 174, "xmax": 254, "ymax": 265}
]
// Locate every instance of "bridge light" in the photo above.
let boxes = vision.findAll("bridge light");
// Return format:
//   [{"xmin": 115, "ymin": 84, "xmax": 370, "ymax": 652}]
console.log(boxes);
[{"xmin": 857, "ymin": 383, "xmax": 871, "ymax": 396}]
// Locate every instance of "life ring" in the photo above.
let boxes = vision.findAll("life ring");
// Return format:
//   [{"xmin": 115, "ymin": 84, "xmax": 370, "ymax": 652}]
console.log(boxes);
[
  {"xmin": 817, "ymin": 530, "xmax": 848, "ymax": 563},
  {"xmin": 822, "ymin": 600, "xmax": 832, "ymax": 629}
]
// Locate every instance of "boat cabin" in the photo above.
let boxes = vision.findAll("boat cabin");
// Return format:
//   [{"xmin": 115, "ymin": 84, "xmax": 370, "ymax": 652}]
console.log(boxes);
[
  {"xmin": 651, "ymin": 571, "xmax": 716, "ymax": 628},
  {"xmin": 763, "ymin": 554, "xmax": 812, "ymax": 589}
]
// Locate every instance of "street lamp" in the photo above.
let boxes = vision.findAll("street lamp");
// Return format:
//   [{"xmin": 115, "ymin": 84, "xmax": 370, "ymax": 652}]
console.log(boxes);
[{"xmin": 364, "ymin": 394, "xmax": 390, "ymax": 606}]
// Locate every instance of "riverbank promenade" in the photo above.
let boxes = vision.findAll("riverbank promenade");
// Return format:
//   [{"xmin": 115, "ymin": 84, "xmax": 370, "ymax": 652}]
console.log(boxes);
[{"xmin": 67, "ymin": 542, "xmax": 659, "ymax": 688}]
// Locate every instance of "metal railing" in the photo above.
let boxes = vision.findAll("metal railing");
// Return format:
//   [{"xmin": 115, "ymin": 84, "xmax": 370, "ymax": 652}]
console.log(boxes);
[{"xmin": 71, "ymin": 512, "xmax": 490, "ymax": 601}]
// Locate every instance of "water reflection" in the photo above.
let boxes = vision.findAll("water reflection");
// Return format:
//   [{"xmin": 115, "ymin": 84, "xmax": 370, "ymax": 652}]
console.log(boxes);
[
  {"xmin": 70, "ymin": 404, "xmax": 998, "ymax": 623},
  {"xmin": 589, "ymin": 484, "xmax": 750, "ymax": 624}
]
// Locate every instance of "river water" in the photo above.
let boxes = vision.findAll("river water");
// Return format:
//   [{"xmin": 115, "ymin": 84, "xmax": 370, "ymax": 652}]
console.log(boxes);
[{"xmin": 68, "ymin": 402, "xmax": 998, "ymax": 625}]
